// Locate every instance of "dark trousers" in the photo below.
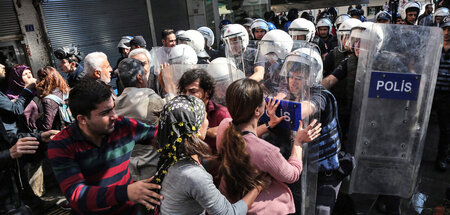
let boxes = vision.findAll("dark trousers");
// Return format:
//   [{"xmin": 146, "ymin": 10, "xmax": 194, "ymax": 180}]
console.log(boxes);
[
  {"xmin": 316, "ymin": 172, "xmax": 342, "ymax": 215},
  {"xmin": 433, "ymin": 92, "xmax": 450, "ymax": 161}
]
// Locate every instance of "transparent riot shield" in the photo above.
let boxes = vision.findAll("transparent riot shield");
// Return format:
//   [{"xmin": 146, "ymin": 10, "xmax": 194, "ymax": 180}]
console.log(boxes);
[
  {"xmin": 161, "ymin": 64, "xmax": 208, "ymax": 97},
  {"xmin": 347, "ymin": 24, "xmax": 442, "ymax": 198},
  {"xmin": 223, "ymin": 37, "xmax": 262, "ymax": 77},
  {"xmin": 247, "ymin": 40, "xmax": 259, "ymax": 49},
  {"xmin": 258, "ymin": 43, "xmax": 321, "ymax": 215},
  {"xmin": 150, "ymin": 46, "xmax": 172, "ymax": 75},
  {"xmin": 149, "ymin": 46, "xmax": 172, "ymax": 96},
  {"xmin": 206, "ymin": 57, "xmax": 245, "ymax": 105}
]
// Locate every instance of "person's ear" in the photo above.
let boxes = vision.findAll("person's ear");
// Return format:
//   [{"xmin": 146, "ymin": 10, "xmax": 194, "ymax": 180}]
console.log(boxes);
[
  {"xmin": 205, "ymin": 90, "xmax": 211, "ymax": 100},
  {"xmin": 93, "ymin": 70, "xmax": 102, "ymax": 79},
  {"xmin": 77, "ymin": 115, "xmax": 88, "ymax": 125},
  {"xmin": 136, "ymin": 74, "xmax": 144, "ymax": 85},
  {"xmin": 254, "ymin": 106, "xmax": 263, "ymax": 117}
]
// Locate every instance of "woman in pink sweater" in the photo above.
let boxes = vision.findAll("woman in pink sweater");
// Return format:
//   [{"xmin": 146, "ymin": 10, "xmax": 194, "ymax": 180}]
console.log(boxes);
[{"xmin": 216, "ymin": 78, "xmax": 321, "ymax": 215}]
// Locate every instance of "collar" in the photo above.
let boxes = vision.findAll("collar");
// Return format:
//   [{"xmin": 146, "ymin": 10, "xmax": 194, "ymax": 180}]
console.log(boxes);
[{"xmin": 206, "ymin": 100, "xmax": 215, "ymax": 113}]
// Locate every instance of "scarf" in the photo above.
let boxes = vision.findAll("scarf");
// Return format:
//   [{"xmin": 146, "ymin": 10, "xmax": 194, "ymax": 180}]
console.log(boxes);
[{"xmin": 153, "ymin": 95, "xmax": 205, "ymax": 186}]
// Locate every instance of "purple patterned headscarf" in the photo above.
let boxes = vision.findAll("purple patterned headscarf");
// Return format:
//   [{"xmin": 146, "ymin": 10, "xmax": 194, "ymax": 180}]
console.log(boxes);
[{"xmin": 6, "ymin": 65, "xmax": 30, "ymax": 99}]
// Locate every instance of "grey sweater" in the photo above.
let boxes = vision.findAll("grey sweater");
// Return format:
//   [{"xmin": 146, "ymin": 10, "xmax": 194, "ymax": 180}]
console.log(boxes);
[{"xmin": 159, "ymin": 159, "xmax": 248, "ymax": 215}]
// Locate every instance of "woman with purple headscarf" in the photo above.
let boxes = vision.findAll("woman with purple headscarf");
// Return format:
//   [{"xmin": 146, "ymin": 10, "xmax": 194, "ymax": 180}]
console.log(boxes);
[{"xmin": 6, "ymin": 65, "xmax": 39, "ymax": 133}]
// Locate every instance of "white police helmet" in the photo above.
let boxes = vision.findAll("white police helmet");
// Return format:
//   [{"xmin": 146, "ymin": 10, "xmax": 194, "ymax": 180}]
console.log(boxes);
[
  {"xmin": 207, "ymin": 57, "xmax": 244, "ymax": 82},
  {"xmin": 337, "ymin": 18, "xmax": 362, "ymax": 52},
  {"xmin": 221, "ymin": 24, "xmax": 249, "ymax": 50},
  {"xmin": 434, "ymin": 7, "xmax": 449, "ymax": 24},
  {"xmin": 197, "ymin": 26, "xmax": 215, "ymax": 48},
  {"xmin": 117, "ymin": 36, "xmax": 133, "ymax": 49},
  {"xmin": 284, "ymin": 47, "xmax": 323, "ymax": 85},
  {"xmin": 250, "ymin": 19, "xmax": 269, "ymax": 32},
  {"xmin": 316, "ymin": 18, "xmax": 333, "ymax": 35},
  {"xmin": 288, "ymin": 18, "xmax": 316, "ymax": 42},
  {"xmin": 168, "ymin": 44, "xmax": 198, "ymax": 64},
  {"xmin": 259, "ymin": 29, "xmax": 293, "ymax": 60},
  {"xmin": 334, "ymin": 14, "xmax": 351, "ymax": 29},
  {"xmin": 400, "ymin": 1, "xmax": 421, "ymax": 20},
  {"xmin": 177, "ymin": 30, "xmax": 208, "ymax": 58}
]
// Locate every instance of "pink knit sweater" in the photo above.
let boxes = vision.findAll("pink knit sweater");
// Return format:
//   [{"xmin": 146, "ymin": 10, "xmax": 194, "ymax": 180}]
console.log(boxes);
[{"xmin": 216, "ymin": 118, "xmax": 303, "ymax": 215}]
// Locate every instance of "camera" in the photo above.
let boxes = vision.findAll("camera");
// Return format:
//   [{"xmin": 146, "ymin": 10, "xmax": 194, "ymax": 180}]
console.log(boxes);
[{"xmin": 54, "ymin": 46, "xmax": 82, "ymax": 62}]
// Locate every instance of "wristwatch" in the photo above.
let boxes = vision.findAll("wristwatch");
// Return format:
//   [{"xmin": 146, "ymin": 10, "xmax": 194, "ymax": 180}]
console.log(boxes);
[{"xmin": 265, "ymin": 121, "xmax": 273, "ymax": 132}]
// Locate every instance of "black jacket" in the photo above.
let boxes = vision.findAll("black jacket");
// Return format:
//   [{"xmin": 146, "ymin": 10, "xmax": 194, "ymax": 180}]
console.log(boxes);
[{"xmin": 0, "ymin": 117, "xmax": 42, "ymax": 214}]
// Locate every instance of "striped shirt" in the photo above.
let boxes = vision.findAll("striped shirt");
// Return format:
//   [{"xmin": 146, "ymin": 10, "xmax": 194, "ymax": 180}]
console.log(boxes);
[
  {"xmin": 48, "ymin": 116, "xmax": 157, "ymax": 215},
  {"xmin": 437, "ymin": 47, "xmax": 450, "ymax": 92}
]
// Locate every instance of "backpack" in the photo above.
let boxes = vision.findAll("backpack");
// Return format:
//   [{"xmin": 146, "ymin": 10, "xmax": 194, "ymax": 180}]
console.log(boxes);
[{"xmin": 44, "ymin": 93, "xmax": 74, "ymax": 125}]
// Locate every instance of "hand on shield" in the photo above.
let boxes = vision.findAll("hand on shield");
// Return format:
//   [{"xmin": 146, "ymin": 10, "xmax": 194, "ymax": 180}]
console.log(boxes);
[
  {"xmin": 159, "ymin": 63, "xmax": 178, "ymax": 95},
  {"xmin": 294, "ymin": 119, "xmax": 321, "ymax": 146},
  {"xmin": 265, "ymin": 98, "xmax": 286, "ymax": 128}
]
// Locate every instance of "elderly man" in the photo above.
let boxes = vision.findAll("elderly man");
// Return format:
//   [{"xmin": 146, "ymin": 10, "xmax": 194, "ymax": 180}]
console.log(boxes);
[
  {"xmin": 83, "ymin": 52, "xmax": 113, "ymax": 84},
  {"xmin": 115, "ymin": 58, "xmax": 165, "ymax": 215},
  {"xmin": 128, "ymin": 48, "xmax": 164, "ymax": 97},
  {"xmin": 115, "ymin": 58, "xmax": 165, "ymax": 179}
]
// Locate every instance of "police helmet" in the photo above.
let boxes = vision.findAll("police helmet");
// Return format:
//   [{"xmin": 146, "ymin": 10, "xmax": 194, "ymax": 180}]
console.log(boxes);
[
  {"xmin": 221, "ymin": 24, "xmax": 249, "ymax": 50},
  {"xmin": 376, "ymin": 11, "xmax": 392, "ymax": 22},
  {"xmin": 197, "ymin": 26, "xmax": 215, "ymax": 48},
  {"xmin": 316, "ymin": 18, "xmax": 333, "ymax": 35},
  {"xmin": 434, "ymin": 7, "xmax": 450, "ymax": 24},
  {"xmin": 335, "ymin": 14, "xmax": 351, "ymax": 29},
  {"xmin": 259, "ymin": 29, "xmax": 293, "ymax": 60},
  {"xmin": 54, "ymin": 46, "xmax": 82, "ymax": 62},
  {"xmin": 167, "ymin": 44, "xmax": 198, "ymax": 64},
  {"xmin": 289, "ymin": 18, "xmax": 316, "ymax": 42}
]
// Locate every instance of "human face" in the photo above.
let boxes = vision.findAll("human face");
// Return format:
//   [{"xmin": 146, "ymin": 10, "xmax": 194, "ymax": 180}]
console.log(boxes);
[
  {"xmin": 396, "ymin": 18, "xmax": 405, "ymax": 25},
  {"xmin": 130, "ymin": 53, "xmax": 150, "ymax": 75},
  {"xmin": 377, "ymin": 19, "xmax": 390, "ymax": 24},
  {"xmin": 254, "ymin": 29, "xmax": 266, "ymax": 40},
  {"xmin": 59, "ymin": 59, "xmax": 72, "ymax": 73},
  {"xmin": 293, "ymin": 35, "xmax": 306, "ymax": 41},
  {"xmin": 426, "ymin": 5, "xmax": 433, "ymax": 14},
  {"xmin": 406, "ymin": 11, "xmax": 418, "ymax": 24},
  {"xmin": 288, "ymin": 71, "xmax": 305, "ymax": 95},
  {"xmin": 182, "ymin": 79, "xmax": 209, "ymax": 104},
  {"xmin": 100, "ymin": 57, "xmax": 112, "ymax": 84},
  {"xmin": 444, "ymin": 27, "xmax": 450, "ymax": 42},
  {"xmin": 227, "ymin": 37, "xmax": 243, "ymax": 56},
  {"xmin": 121, "ymin": 48, "xmax": 131, "ymax": 58},
  {"xmin": 435, "ymin": 16, "xmax": 444, "ymax": 25},
  {"xmin": 162, "ymin": 33, "xmax": 177, "ymax": 47},
  {"xmin": 0, "ymin": 64, "xmax": 5, "ymax": 79},
  {"xmin": 318, "ymin": 27, "xmax": 329, "ymax": 39},
  {"xmin": 22, "ymin": 69, "xmax": 33, "ymax": 83},
  {"xmin": 85, "ymin": 96, "xmax": 118, "ymax": 135}
]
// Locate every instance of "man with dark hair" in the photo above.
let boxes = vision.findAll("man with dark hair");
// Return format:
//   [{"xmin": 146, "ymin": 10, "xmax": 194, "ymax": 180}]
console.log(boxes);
[
  {"xmin": 178, "ymin": 69, "xmax": 230, "ymax": 154},
  {"xmin": 418, "ymin": 3, "xmax": 434, "ymax": 25},
  {"xmin": 130, "ymin": 35, "xmax": 147, "ymax": 51},
  {"xmin": 54, "ymin": 46, "xmax": 85, "ymax": 88},
  {"xmin": 48, "ymin": 78, "xmax": 162, "ymax": 214},
  {"xmin": 434, "ymin": 16, "xmax": 450, "ymax": 171},
  {"xmin": 161, "ymin": 29, "xmax": 176, "ymax": 48}
]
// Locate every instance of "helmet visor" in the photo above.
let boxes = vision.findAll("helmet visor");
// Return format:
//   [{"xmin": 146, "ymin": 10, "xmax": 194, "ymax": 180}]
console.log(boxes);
[{"xmin": 337, "ymin": 31, "xmax": 351, "ymax": 52}]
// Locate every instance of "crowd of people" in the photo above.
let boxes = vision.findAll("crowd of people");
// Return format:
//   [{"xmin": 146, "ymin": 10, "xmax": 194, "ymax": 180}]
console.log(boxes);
[{"xmin": 0, "ymin": 1, "xmax": 449, "ymax": 215}]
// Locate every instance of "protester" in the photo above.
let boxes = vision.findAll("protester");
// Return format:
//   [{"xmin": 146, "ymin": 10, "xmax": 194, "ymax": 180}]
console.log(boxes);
[{"xmin": 48, "ymin": 78, "xmax": 162, "ymax": 214}]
